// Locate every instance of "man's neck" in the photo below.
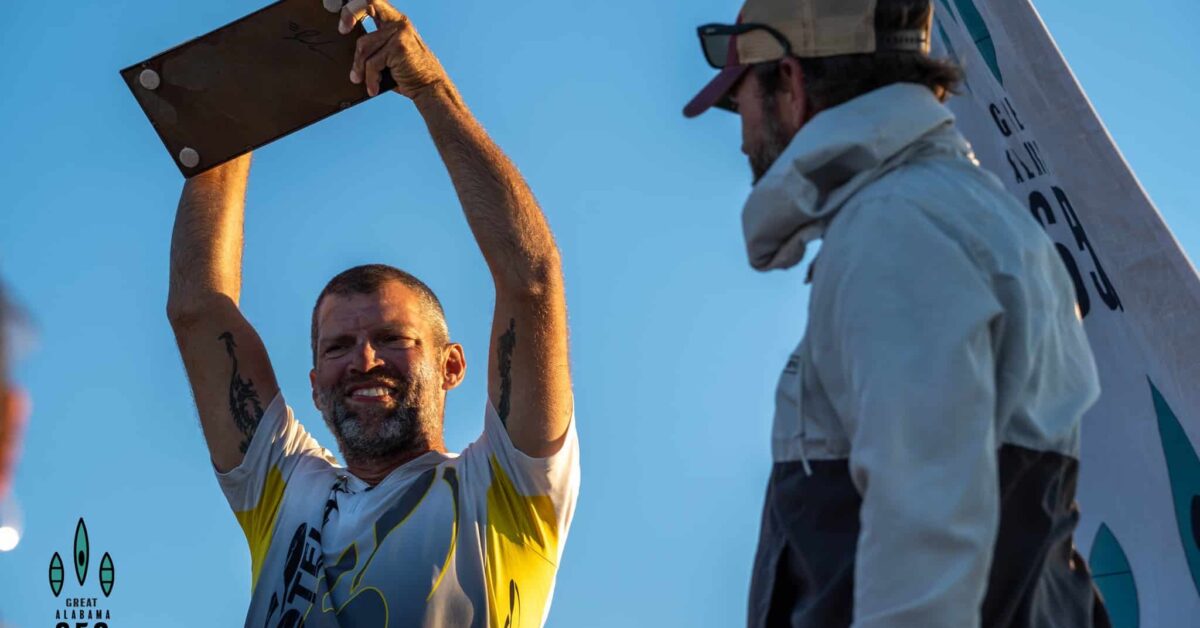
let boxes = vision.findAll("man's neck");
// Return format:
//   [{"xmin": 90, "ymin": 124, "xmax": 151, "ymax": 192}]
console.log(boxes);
[{"xmin": 346, "ymin": 441, "xmax": 447, "ymax": 486}]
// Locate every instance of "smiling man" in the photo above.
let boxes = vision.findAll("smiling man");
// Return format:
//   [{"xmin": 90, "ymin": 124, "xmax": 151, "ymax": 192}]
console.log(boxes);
[{"xmin": 166, "ymin": 1, "xmax": 578, "ymax": 625}]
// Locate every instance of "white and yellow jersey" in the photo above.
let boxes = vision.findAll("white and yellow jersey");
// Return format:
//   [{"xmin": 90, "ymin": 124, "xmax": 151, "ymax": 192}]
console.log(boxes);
[{"xmin": 216, "ymin": 393, "xmax": 580, "ymax": 628}]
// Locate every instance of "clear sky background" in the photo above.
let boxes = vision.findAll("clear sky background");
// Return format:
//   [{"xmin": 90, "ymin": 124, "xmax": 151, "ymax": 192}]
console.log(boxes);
[{"xmin": 0, "ymin": 0, "xmax": 1196, "ymax": 625}]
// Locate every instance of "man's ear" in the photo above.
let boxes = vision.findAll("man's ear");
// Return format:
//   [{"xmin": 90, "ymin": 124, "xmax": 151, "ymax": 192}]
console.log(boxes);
[
  {"xmin": 776, "ymin": 56, "xmax": 810, "ymax": 132},
  {"xmin": 441, "ymin": 343, "xmax": 466, "ymax": 391},
  {"xmin": 310, "ymin": 369, "xmax": 322, "ymax": 411}
]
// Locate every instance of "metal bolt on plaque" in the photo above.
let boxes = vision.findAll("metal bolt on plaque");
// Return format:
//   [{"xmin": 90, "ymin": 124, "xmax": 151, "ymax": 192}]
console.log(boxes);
[
  {"xmin": 138, "ymin": 69, "xmax": 160, "ymax": 90},
  {"xmin": 179, "ymin": 148, "xmax": 200, "ymax": 168}
]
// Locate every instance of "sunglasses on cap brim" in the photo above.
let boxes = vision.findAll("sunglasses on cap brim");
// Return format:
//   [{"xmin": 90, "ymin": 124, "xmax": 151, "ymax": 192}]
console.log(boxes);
[{"xmin": 696, "ymin": 22, "xmax": 793, "ymax": 70}]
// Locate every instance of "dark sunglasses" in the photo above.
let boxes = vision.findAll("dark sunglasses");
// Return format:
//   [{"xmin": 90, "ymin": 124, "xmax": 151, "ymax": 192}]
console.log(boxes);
[{"xmin": 697, "ymin": 22, "xmax": 793, "ymax": 69}]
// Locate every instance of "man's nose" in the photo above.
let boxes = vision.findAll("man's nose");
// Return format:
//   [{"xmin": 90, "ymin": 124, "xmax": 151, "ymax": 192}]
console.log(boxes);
[{"xmin": 349, "ymin": 340, "xmax": 385, "ymax": 373}]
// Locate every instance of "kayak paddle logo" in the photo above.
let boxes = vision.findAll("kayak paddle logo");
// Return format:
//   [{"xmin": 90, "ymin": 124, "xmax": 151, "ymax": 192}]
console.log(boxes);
[{"xmin": 49, "ymin": 518, "xmax": 115, "ymax": 597}]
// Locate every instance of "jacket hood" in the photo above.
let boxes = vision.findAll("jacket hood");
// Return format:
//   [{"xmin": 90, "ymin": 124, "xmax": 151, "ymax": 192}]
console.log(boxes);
[{"xmin": 742, "ymin": 82, "xmax": 969, "ymax": 271}]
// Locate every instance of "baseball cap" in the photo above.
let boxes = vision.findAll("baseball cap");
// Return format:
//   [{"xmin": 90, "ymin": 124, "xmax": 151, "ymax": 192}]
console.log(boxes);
[{"xmin": 684, "ymin": 0, "xmax": 930, "ymax": 117}]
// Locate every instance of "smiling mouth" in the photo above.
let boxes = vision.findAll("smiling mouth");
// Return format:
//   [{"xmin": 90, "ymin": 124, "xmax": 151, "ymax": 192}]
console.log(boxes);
[{"xmin": 346, "ymin": 385, "xmax": 398, "ymax": 403}]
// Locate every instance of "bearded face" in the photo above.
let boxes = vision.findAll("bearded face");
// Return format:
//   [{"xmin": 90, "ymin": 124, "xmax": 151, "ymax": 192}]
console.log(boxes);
[
  {"xmin": 749, "ymin": 90, "xmax": 795, "ymax": 184},
  {"xmin": 310, "ymin": 281, "xmax": 463, "ymax": 470},
  {"xmin": 316, "ymin": 360, "xmax": 441, "ymax": 467}
]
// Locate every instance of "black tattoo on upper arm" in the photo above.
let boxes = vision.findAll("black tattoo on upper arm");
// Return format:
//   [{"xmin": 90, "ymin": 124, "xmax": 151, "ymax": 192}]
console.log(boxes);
[
  {"xmin": 219, "ymin": 332, "xmax": 265, "ymax": 453},
  {"xmin": 496, "ymin": 318, "xmax": 516, "ymax": 427}
]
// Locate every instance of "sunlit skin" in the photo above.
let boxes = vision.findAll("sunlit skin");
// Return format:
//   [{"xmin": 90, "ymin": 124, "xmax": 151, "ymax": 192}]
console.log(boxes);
[
  {"xmin": 309, "ymin": 280, "xmax": 465, "ymax": 484},
  {"xmin": 0, "ymin": 384, "xmax": 29, "ymax": 501}
]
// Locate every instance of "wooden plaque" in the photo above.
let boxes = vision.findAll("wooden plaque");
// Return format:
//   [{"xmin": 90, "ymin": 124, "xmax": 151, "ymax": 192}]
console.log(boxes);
[{"xmin": 120, "ymin": 0, "xmax": 392, "ymax": 177}]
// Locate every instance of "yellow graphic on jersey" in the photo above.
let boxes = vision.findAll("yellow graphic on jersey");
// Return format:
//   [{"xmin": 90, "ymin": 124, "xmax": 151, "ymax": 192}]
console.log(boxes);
[
  {"xmin": 484, "ymin": 455, "xmax": 559, "ymax": 628},
  {"xmin": 234, "ymin": 465, "xmax": 287, "ymax": 589}
]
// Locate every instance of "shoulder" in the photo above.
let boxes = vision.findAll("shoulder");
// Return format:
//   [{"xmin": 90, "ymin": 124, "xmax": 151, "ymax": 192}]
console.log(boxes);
[{"xmin": 828, "ymin": 158, "xmax": 1041, "ymax": 274}]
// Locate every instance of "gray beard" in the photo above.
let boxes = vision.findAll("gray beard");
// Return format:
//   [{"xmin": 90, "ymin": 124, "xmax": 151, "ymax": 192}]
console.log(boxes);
[
  {"xmin": 750, "ymin": 99, "xmax": 795, "ymax": 185},
  {"xmin": 317, "ymin": 364, "xmax": 440, "ymax": 467}
]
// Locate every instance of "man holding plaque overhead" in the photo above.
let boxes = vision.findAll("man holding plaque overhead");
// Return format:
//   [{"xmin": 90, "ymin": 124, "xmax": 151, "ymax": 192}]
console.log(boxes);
[
  {"xmin": 685, "ymin": 0, "xmax": 1109, "ymax": 626},
  {"xmin": 166, "ymin": 1, "xmax": 578, "ymax": 625}
]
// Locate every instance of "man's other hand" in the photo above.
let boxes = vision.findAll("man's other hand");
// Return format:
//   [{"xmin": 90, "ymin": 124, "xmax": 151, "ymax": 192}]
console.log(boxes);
[{"xmin": 340, "ymin": 0, "xmax": 446, "ymax": 99}]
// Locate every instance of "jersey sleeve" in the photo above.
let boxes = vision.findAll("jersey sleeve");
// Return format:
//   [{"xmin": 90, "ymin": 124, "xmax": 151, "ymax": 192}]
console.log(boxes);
[
  {"xmin": 472, "ymin": 400, "xmax": 581, "ymax": 538},
  {"xmin": 214, "ymin": 392, "xmax": 337, "ymax": 587},
  {"xmin": 461, "ymin": 400, "xmax": 581, "ymax": 628}
]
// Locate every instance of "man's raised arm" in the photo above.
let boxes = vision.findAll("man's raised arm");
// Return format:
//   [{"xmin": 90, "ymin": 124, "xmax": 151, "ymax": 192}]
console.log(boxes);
[
  {"xmin": 167, "ymin": 155, "xmax": 279, "ymax": 472},
  {"xmin": 420, "ymin": 84, "xmax": 572, "ymax": 457},
  {"xmin": 343, "ymin": 0, "xmax": 571, "ymax": 457}
]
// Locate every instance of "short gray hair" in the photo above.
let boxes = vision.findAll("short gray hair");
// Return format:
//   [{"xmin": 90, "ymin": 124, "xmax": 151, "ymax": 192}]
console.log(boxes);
[{"xmin": 310, "ymin": 264, "xmax": 449, "ymax": 364}]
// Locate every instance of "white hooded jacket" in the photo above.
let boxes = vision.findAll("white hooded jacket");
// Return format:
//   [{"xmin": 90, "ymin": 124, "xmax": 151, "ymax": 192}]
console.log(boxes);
[{"xmin": 743, "ymin": 83, "xmax": 1103, "ymax": 627}]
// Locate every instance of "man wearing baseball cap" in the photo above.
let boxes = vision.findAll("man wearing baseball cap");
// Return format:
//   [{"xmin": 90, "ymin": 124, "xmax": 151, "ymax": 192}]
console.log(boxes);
[{"xmin": 686, "ymin": 1, "xmax": 1111, "ymax": 626}]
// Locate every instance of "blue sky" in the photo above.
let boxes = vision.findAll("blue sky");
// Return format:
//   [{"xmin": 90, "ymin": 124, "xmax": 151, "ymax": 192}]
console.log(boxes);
[{"xmin": 0, "ymin": 0, "xmax": 1196, "ymax": 625}]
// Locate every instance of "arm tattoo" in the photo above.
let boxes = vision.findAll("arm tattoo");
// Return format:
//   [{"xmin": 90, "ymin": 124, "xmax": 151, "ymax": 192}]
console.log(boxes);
[
  {"xmin": 496, "ymin": 318, "xmax": 516, "ymax": 427},
  {"xmin": 219, "ymin": 332, "xmax": 265, "ymax": 453}
]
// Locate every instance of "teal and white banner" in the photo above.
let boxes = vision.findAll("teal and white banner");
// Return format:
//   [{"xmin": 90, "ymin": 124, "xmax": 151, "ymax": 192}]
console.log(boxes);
[{"xmin": 932, "ymin": 2, "xmax": 1200, "ymax": 625}]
